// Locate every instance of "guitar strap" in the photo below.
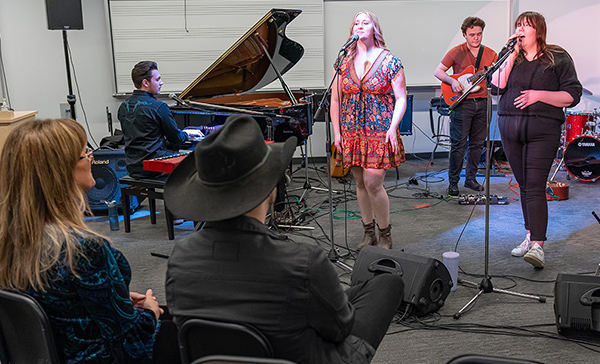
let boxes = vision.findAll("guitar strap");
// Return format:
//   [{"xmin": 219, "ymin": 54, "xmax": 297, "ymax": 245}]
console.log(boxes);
[{"xmin": 474, "ymin": 46, "xmax": 484, "ymax": 71}]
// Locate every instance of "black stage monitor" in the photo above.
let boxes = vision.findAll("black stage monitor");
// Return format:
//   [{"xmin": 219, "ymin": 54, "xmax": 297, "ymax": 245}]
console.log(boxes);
[
  {"xmin": 554, "ymin": 273, "xmax": 600, "ymax": 340},
  {"xmin": 46, "ymin": 0, "xmax": 83, "ymax": 30},
  {"xmin": 352, "ymin": 245, "xmax": 451, "ymax": 316}
]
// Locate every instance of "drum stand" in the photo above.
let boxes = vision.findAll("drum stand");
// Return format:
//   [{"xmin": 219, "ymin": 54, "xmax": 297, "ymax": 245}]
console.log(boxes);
[
  {"xmin": 550, "ymin": 158, "xmax": 564, "ymax": 181},
  {"xmin": 453, "ymin": 46, "xmax": 545, "ymax": 320}
]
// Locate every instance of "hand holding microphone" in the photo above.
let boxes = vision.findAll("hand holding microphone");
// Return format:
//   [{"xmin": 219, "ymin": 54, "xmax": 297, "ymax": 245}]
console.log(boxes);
[{"xmin": 503, "ymin": 35, "xmax": 524, "ymax": 53}]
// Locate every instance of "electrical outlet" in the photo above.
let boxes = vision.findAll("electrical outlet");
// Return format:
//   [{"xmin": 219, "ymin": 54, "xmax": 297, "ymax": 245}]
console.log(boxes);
[{"xmin": 59, "ymin": 103, "xmax": 70, "ymax": 118}]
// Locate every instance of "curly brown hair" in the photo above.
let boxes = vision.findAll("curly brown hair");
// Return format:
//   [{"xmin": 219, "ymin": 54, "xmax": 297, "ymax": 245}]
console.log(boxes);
[{"xmin": 461, "ymin": 17, "xmax": 486, "ymax": 35}]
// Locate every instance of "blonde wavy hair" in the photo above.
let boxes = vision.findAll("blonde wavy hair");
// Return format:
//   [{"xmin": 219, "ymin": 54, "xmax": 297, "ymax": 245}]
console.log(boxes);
[
  {"xmin": 0, "ymin": 118, "xmax": 101, "ymax": 291},
  {"xmin": 346, "ymin": 11, "xmax": 389, "ymax": 62}
]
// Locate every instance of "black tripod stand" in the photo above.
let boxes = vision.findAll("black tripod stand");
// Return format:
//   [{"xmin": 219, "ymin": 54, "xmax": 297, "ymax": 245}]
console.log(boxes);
[
  {"xmin": 288, "ymin": 139, "xmax": 330, "ymax": 204},
  {"xmin": 451, "ymin": 43, "xmax": 545, "ymax": 319}
]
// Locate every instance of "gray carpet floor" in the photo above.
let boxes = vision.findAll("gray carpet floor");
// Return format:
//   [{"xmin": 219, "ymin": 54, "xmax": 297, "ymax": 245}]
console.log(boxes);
[{"xmin": 87, "ymin": 155, "xmax": 600, "ymax": 364}]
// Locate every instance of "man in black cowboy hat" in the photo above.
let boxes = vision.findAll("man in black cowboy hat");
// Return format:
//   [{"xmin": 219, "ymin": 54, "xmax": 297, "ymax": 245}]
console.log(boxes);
[{"xmin": 164, "ymin": 115, "xmax": 404, "ymax": 364}]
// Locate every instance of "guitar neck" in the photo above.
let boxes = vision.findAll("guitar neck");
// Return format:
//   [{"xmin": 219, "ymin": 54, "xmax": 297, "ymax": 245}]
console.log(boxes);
[{"xmin": 466, "ymin": 69, "xmax": 486, "ymax": 84}]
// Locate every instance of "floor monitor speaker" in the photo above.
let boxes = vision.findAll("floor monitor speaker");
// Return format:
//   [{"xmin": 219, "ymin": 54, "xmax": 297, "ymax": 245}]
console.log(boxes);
[
  {"xmin": 86, "ymin": 149, "xmax": 137, "ymax": 212},
  {"xmin": 351, "ymin": 245, "xmax": 452, "ymax": 316},
  {"xmin": 45, "ymin": 0, "xmax": 83, "ymax": 30},
  {"xmin": 554, "ymin": 273, "xmax": 600, "ymax": 340}
]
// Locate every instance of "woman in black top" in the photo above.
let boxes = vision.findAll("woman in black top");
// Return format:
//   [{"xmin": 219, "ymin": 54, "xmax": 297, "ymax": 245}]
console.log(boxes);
[{"xmin": 492, "ymin": 11, "xmax": 582, "ymax": 268}]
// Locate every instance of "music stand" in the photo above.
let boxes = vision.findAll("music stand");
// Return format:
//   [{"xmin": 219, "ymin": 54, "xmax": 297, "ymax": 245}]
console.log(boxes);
[{"xmin": 450, "ymin": 44, "xmax": 545, "ymax": 319}]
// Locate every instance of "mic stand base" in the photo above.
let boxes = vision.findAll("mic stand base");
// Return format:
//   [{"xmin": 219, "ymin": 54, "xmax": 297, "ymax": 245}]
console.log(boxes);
[
  {"xmin": 453, "ymin": 276, "xmax": 546, "ymax": 319},
  {"xmin": 328, "ymin": 248, "xmax": 352, "ymax": 272}
]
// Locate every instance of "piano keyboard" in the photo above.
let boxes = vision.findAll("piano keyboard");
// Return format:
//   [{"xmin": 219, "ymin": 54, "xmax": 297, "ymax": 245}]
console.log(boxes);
[{"xmin": 143, "ymin": 151, "xmax": 192, "ymax": 174}]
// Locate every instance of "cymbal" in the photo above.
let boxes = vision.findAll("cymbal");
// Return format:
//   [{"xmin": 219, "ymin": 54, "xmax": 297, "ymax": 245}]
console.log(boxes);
[{"xmin": 581, "ymin": 94, "xmax": 600, "ymax": 104}]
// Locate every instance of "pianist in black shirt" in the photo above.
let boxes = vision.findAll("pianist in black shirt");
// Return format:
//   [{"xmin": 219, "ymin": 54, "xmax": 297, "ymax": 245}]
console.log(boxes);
[{"xmin": 118, "ymin": 61, "xmax": 188, "ymax": 179}]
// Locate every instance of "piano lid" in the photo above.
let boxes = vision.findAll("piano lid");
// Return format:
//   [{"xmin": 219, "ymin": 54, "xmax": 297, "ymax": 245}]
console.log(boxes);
[{"xmin": 179, "ymin": 9, "xmax": 304, "ymax": 100}]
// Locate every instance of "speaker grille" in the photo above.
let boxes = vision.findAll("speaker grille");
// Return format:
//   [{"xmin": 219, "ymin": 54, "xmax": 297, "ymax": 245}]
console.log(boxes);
[
  {"xmin": 87, "ymin": 165, "xmax": 119, "ymax": 205},
  {"xmin": 45, "ymin": 0, "xmax": 83, "ymax": 30}
]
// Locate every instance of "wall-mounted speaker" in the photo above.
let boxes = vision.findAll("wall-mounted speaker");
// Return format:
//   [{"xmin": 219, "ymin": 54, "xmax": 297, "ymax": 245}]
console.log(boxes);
[
  {"xmin": 45, "ymin": 0, "xmax": 83, "ymax": 30},
  {"xmin": 351, "ymin": 245, "xmax": 452, "ymax": 316},
  {"xmin": 86, "ymin": 148, "xmax": 136, "ymax": 211},
  {"xmin": 554, "ymin": 273, "xmax": 600, "ymax": 340}
]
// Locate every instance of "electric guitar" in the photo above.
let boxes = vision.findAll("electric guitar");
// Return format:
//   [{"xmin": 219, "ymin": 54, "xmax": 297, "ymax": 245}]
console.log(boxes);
[{"xmin": 441, "ymin": 65, "xmax": 486, "ymax": 108}]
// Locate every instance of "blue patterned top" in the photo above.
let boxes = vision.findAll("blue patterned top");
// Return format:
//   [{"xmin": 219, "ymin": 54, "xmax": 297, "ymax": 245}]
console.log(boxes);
[{"xmin": 23, "ymin": 237, "xmax": 158, "ymax": 364}]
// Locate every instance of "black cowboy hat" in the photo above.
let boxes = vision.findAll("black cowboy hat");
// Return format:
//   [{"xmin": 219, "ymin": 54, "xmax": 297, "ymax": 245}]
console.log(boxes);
[{"xmin": 164, "ymin": 115, "xmax": 296, "ymax": 222}]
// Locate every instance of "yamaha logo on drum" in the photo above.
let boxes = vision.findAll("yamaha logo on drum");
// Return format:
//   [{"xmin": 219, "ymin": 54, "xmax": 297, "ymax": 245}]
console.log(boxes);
[
  {"xmin": 582, "ymin": 171, "xmax": 593, "ymax": 178},
  {"xmin": 577, "ymin": 141, "xmax": 596, "ymax": 147}
]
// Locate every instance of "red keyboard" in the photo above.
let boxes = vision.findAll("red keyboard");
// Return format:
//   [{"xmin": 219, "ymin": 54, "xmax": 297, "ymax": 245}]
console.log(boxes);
[{"xmin": 143, "ymin": 152, "xmax": 191, "ymax": 174}]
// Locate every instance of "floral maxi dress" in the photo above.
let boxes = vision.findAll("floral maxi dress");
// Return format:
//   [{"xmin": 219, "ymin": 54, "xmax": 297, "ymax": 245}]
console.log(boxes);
[{"xmin": 337, "ymin": 50, "xmax": 406, "ymax": 169}]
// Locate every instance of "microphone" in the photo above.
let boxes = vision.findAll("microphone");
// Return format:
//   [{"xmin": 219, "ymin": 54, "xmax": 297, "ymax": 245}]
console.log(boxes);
[
  {"xmin": 503, "ymin": 36, "xmax": 524, "ymax": 50},
  {"xmin": 169, "ymin": 93, "xmax": 186, "ymax": 105},
  {"xmin": 340, "ymin": 34, "xmax": 359, "ymax": 52}
]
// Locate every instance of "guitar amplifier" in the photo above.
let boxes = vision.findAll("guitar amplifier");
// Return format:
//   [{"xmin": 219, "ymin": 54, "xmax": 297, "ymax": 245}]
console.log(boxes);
[
  {"xmin": 554, "ymin": 273, "xmax": 600, "ymax": 340},
  {"xmin": 86, "ymin": 149, "xmax": 138, "ymax": 212}
]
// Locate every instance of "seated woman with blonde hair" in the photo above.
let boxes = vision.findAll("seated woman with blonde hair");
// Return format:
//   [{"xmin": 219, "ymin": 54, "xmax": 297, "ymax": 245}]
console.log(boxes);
[{"xmin": 0, "ymin": 118, "xmax": 173, "ymax": 363}]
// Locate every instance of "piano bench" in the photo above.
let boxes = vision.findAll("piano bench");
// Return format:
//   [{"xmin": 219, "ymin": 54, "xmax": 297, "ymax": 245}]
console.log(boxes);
[{"xmin": 118, "ymin": 175, "xmax": 175, "ymax": 240}]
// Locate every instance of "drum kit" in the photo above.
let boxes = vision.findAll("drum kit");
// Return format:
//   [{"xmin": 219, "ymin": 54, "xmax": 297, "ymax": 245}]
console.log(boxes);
[{"xmin": 561, "ymin": 109, "xmax": 600, "ymax": 182}]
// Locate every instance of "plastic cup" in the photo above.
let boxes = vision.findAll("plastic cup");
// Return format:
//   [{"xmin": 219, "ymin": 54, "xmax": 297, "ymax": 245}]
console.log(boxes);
[{"xmin": 443, "ymin": 251, "xmax": 459, "ymax": 291}]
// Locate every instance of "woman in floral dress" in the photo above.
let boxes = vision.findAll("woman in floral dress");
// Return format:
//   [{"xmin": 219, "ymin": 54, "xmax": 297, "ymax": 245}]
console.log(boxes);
[{"xmin": 331, "ymin": 10, "xmax": 408, "ymax": 250}]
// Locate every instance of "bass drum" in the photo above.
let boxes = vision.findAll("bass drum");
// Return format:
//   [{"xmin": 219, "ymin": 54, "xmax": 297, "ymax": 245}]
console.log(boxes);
[{"xmin": 564, "ymin": 136, "xmax": 600, "ymax": 182}]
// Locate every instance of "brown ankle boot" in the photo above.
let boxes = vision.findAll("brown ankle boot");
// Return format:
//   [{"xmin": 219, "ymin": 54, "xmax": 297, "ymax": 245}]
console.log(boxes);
[
  {"xmin": 357, "ymin": 220, "xmax": 377, "ymax": 251},
  {"xmin": 377, "ymin": 224, "xmax": 392, "ymax": 249}
]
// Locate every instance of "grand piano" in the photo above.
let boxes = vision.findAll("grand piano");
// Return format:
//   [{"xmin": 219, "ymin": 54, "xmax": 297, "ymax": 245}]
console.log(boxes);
[{"xmin": 170, "ymin": 8, "xmax": 313, "ymax": 146}]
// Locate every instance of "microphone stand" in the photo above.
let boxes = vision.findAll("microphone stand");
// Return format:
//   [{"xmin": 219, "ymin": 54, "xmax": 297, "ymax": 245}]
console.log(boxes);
[
  {"xmin": 453, "ymin": 43, "xmax": 545, "ymax": 319},
  {"xmin": 314, "ymin": 48, "xmax": 351, "ymax": 271}
]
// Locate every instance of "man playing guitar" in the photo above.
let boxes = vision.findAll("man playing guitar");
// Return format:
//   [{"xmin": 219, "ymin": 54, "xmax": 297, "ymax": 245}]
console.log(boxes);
[{"xmin": 434, "ymin": 17, "xmax": 497, "ymax": 196}]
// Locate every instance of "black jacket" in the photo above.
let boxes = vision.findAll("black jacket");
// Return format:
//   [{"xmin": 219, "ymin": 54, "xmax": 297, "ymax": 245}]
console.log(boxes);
[
  {"xmin": 166, "ymin": 216, "xmax": 374, "ymax": 364},
  {"xmin": 118, "ymin": 90, "xmax": 187, "ymax": 178}
]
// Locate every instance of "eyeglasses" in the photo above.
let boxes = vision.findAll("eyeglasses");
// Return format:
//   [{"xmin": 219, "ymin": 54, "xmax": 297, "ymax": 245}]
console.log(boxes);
[{"xmin": 79, "ymin": 147, "xmax": 94, "ymax": 160}]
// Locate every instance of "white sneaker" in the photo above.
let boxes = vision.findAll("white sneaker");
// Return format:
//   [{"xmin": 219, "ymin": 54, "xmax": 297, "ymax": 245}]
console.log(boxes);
[
  {"xmin": 511, "ymin": 234, "xmax": 531, "ymax": 257},
  {"xmin": 524, "ymin": 245, "xmax": 545, "ymax": 268}
]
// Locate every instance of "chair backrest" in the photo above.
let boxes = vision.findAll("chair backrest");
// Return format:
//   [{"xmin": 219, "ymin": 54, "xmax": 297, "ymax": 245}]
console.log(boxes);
[
  {"xmin": 179, "ymin": 318, "xmax": 274, "ymax": 364},
  {"xmin": 0, "ymin": 289, "xmax": 61, "ymax": 364},
  {"xmin": 191, "ymin": 354, "xmax": 296, "ymax": 364},
  {"xmin": 446, "ymin": 354, "xmax": 545, "ymax": 364}
]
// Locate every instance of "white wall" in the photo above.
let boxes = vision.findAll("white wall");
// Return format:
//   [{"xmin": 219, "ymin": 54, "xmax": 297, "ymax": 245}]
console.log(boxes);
[
  {"xmin": 0, "ymin": 0, "xmax": 597, "ymax": 157},
  {"xmin": 0, "ymin": 0, "xmax": 120, "ymax": 146}
]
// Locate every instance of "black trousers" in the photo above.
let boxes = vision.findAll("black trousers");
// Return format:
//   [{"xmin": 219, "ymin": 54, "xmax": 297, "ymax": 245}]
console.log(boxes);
[
  {"xmin": 346, "ymin": 274, "xmax": 404, "ymax": 349},
  {"xmin": 152, "ymin": 307, "xmax": 181, "ymax": 364},
  {"xmin": 448, "ymin": 98, "xmax": 488, "ymax": 184},
  {"xmin": 498, "ymin": 115, "xmax": 562, "ymax": 241}
]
